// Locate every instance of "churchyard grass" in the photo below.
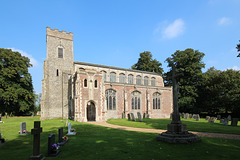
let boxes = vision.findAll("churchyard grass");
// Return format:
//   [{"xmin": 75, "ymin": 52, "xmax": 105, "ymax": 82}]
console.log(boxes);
[
  {"xmin": 107, "ymin": 118, "xmax": 240, "ymax": 135},
  {"xmin": 0, "ymin": 117, "xmax": 240, "ymax": 160}
]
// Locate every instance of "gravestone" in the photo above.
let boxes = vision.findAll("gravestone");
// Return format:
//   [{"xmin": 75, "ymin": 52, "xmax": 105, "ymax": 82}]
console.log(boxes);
[
  {"xmin": 127, "ymin": 114, "xmax": 131, "ymax": 121},
  {"xmin": 0, "ymin": 128, "xmax": 5, "ymax": 144},
  {"xmin": 58, "ymin": 127, "xmax": 68, "ymax": 146},
  {"xmin": 143, "ymin": 113, "xmax": 146, "ymax": 119},
  {"xmin": 208, "ymin": 117, "xmax": 217, "ymax": 123},
  {"xmin": 192, "ymin": 114, "xmax": 196, "ymax": 119},
  {"xmin": 65, "ymin": 118, "xmax": 68, "ymax": 127},
  {"xmin": 189, "ymin": 114, "xmax": 193, "ymax": 119},
  {"xmin": 30, "ymin": 121, "xmax": 45, "ymax": 160},
  {"xmin": 206, "ymin": 116, "xmax": 210, "ymax": 121},
  {"xmin": 146, "ymin": 114, "xmax": 150, "ymax": 118},
  {"xmin": 181, "ymin": 113, "xmax": 184, "ymax": 118},
  {"xmin": 223, "ymin": 118, "xmax": 229, "ymax": 126},
  {"xmin": 122, "ymin": 113, "xmax": 125, "ymax": 119},
  {"xmin": 20, "ymin": 122, "xmax": 28, "ymax": 135},
  {"xmin": 217, "ymin": 115, "xmax": 221, "ymax": 120},
  {"xmin": 227, "ymin": 115, "xmax": 231, "ymax": 121},
  {"xmin": 48, "ymin": 134, "xmax": 60, "ymax": 157},
  {"xmin": 220, "ymin": 119, "xmax": 224, "ymax": 123},
  {"xmin": 137, "ymin": 112, "xmax": 142, "ymax": 122},
  {"xmin": 130, "ymin": 113, "xmax": 136, "ymax": 121},
  {"xmin": 196, "ymin": 114, "xmax": 200, "ymax": 121},
  {"xmin": 184, "ymin": 113, "xmax": 189, "ymax": 119},
  {"xmin": 67, "ymin": 122, "xmax": 76, "ymax": 135},
  {"xmin": 231, "ymin": 118, "xmax": 238, "ymax": 126}
]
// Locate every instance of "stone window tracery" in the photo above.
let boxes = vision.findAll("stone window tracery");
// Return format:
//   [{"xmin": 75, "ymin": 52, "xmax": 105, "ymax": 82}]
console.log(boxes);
[
  {"xmin": 153, "ymin": 92, "xmax": 161, "ymax": 109},
  {"xmin": 106, "ymin": 89, "xmax": 116, "ymax": 110},
  {"xmin": 131, "ymin": 91, "xmax": 141, "ymax": 110}
]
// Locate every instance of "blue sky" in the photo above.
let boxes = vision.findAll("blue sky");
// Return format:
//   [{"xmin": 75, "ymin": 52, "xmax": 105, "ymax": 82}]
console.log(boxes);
[{"xmin": 1, "ymin": 0, "xmax": 240, "ymax": 94}]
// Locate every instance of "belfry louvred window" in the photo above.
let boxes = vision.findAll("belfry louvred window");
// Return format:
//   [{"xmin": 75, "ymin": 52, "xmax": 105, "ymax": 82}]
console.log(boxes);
[{"xmin": 58, "ymin": 47, "xmax": 63, "ymax": 58}]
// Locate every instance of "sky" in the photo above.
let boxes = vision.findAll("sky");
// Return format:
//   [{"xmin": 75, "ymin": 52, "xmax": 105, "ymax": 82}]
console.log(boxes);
[{"xmin": 1, "ymin": 0, "xmax": 240, "ymax": 94}]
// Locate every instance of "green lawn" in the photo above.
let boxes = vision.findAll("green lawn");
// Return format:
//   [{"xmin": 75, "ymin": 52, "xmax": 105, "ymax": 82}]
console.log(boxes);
[
  {"xmin": 107, "ymin": 118, "xmax": 240, "ymax": 135},
  {"xmin": 0, "ymin": 117, "xmax": 239, "ymax": 160}
]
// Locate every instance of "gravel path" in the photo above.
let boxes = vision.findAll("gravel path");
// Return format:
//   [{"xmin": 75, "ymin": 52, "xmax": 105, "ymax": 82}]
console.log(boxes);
[{"xmin": 86, "ymin": 121, "xmax": 240, "ymax": 140}]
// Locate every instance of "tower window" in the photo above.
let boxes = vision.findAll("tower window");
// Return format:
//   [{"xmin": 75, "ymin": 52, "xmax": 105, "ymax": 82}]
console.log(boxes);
[
  {"xmin": 84, "ymin": 79, "xmax": 87, "ymax": 87},
  {"xmin": 95, "ymin": 80, "xmax": 98, "ymax": 88},
  {"xmin": 57, "ymin": 69, "xmax": 59, "ymax": 76},
  {"xmin": 58, "ymin": 47, "xmax": 63, "ymax": 58}
]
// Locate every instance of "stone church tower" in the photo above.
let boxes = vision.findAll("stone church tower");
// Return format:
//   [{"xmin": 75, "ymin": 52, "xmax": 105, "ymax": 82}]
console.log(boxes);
[{"xmin": 41, "ymin": 27, "xmax": 73, "ymax": 119}]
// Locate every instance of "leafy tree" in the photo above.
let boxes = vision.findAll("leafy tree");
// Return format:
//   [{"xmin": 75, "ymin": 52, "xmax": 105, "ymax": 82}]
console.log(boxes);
[
  {"xmin": 197, "ymin": 68, "xmax": 240, "ymax": 117},
  {"xmin": 236, "ymin": 40, "xmax": 240, "ymax": 57},
  {"xmin": 165, "ymin": 48, "xmax": 205, "ymax": 112},
  {"xmin": 0, "ymin": 48, "xmax": 35, "ymax": 115},
  {"xmin": 132, "ymin": 51, "xmax": 163, "ymax": 75}
]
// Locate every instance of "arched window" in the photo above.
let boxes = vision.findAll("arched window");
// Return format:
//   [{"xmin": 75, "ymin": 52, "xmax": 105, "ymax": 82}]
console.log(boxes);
[
  {"xmin": 110, "ymin": 72, "xmax": 116, "ymax": 82},
  {"xmin": 84, "ymin": 79, "xmax": 87, "ymax": 87},
  {"xmin": 136, "ymin": 75, "xmax": 141, "ymax": 85},
  {"xmin": 101, "ymin": 71, "xmax": 107, "ymax": 82},
  {"xmin": 119, "ymin": 73, "xmax": 125, "ymax": 83},
  {"xmin": 131, "ymin": 91, "xmax": 141, "ymax": 110},
  {"xmin": 128, "ymin": 74, "xmax": 133, "ymax": 84},
  {"xmin": 105, "ymin": 89, "xmax": 116, "ymax": 110},
  {"xmin": 95, "ymin": 80, "xmax": 97, "ymax": 88},
  {"xmin": 144, "ymin": 76, "xmax": 149, "ymax": 86},
  {"xmin": 58, "ymin": 47, "xmax": 63, "ymax": 58},
  {"xmin": 151, "ymin": 77, "xmax": 156, "ymax": 86},
  {"xmin": 153, "ymin": 92, "xmax": 161, "ymax": 109}
]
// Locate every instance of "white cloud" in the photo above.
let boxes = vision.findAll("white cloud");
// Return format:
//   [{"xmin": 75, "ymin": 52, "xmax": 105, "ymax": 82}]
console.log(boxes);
[
  {"xmin": 218, "ymin": 17, "xmax": 231, "ymax": 26},
  {"xmin": 232, "ymin": 66, "xmax": 240, "ymax": 71},
  {"xmin": 9, "ymin": 48, "xmax": 38, "ymax": 67},
  {"xmin": 154, "ymin": 19, "xmax": 185, "ymax": 39}
]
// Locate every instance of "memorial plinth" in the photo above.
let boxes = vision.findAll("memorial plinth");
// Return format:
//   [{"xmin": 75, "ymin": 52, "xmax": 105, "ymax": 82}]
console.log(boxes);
[{"xmin": 157, "ymin": 64, "xmax": 200, "ymax": 143}]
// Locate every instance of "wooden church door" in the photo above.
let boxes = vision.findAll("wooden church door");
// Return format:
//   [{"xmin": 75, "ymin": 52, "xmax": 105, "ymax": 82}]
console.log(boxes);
[{"xmin": 87, "ymin": 102, "xmax": 96, "ymax": 121}]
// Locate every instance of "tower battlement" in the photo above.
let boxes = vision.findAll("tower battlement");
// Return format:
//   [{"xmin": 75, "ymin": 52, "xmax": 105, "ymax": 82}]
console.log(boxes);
[{"xmin": 47, "ymin": 27, "xmax": 73, "ymax": 40}]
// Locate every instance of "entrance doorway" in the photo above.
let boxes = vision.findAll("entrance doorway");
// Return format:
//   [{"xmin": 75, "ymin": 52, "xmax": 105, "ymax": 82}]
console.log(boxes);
[{"xmin": 87, "ymin": 101, "xmax": 96, "ymax": 121}]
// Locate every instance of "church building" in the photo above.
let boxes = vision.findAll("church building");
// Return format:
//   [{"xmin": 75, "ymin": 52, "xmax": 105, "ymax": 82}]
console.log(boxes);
[{"xmin": 41, "ymin": 27, "xmax": 173, "ymax": 122}]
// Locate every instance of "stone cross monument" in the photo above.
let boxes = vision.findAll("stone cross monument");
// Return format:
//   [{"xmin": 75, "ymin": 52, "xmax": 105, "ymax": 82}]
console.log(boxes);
[
  {"xmin": 157, "ymin": 64, "xmax": 200, "ymax": 143},
  {"xmin": 30, "ymin": 121, "xmax": 45, "ymax": 160}
]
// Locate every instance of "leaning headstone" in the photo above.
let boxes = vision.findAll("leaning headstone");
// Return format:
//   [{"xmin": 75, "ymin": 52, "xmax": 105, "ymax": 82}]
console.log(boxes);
[
  {"xmin": 30, "ymin": 121, "xmax": 45, "ymax": 160},
  {"xmin": 146, "ymin": 114, "xmax": 150, "ymax": 118},
  {"xmin": 227, "ymin": 115, "xmax": 231, "ymax": 121},
  {"xmin": 217, "ymin": 115, "xmax": 221, "ymax": 120},
  {"xmin": 223, "ymin": 118, "xmax": 229, "ymax": 126},
  {"xmin": 143, "ymin": 113, "xmax": 146, "ymax": 119},
  {"xmin": 137, "ymin": 112, "xmax": 142, "ymax": 122},
  {"xmin": 0, "ymin": 128, "xmax": 5, "ymax": 144},
  {"xmin": 208, "ymin": 117, "xmax": 217, "ymax": 123},
  {"xmin": 67, "ymin": 122, "xmax": 76, "ymax": 135},
  {"xmin": 65, "ymin": 118, "xmax": 68, "ymax": 127},
  {"xmin": 20, "ymin": 122, "xmax": 28, "ymax": 135},
  {"xmin": 231, "ymin": 118, "xmax": 238, "ymax": 126},
  {"xmin": 131, "ymin": 113, "xmax": 136, "ymax": 121},
  {"xmin": 196, "ymin": 114, "xmax": 200, "ymax": 121},
  {"xmin": 127, "ymin": 114, "xmax": 131, "ymax": 121},
  {"xmin": 206, "ymin": 116, "xmax": 210, "ymax": 121},
  {"xmin": 48, "ymin": 134, "xmax": 60, "ymax": 157}
]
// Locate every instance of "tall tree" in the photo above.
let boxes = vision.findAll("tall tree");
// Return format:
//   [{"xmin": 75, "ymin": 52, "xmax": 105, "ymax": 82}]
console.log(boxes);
[
  {"xmin": 165, "ymin": 48, "xmax": 205, "ymax": 112},
  {"xmin": 197, "ymin": 68, "xmax": 240, "ymax": 116},
  {"xmin": 0, "ymin": 48, "xmax": 35, "ymax": 115},
  {"xmin": 236, "ymin": 40, "xmax": 240, "ymax": 57},
  {"xmin": 132, "ymin": 51, "xmax": 163, "ymax": 75}
]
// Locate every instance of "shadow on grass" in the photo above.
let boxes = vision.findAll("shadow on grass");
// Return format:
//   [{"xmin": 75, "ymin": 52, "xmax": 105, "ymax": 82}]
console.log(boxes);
[{"xmin": 0, "ymin": 118, "xmax": 240, "ymax": 160}]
